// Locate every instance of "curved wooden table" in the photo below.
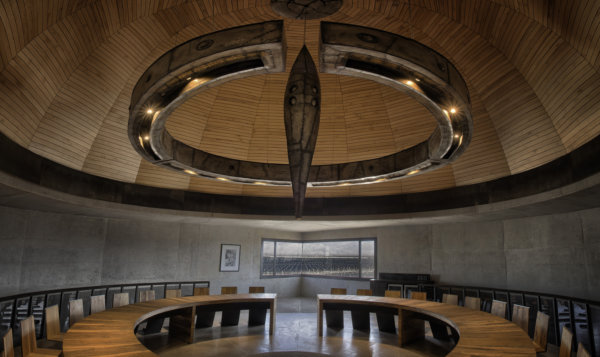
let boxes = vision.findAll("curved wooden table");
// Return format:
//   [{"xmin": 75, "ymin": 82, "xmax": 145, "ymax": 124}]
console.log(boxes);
[
  {"xmin": 63, "ymin": 294, "xmax": 276, "ymax": 357},
  {"xmin": 317, "ymin": 294, "xmax": 536, "ymax": 356}
]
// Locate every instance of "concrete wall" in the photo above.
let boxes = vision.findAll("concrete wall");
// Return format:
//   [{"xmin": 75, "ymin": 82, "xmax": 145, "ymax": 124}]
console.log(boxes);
[
  {"xmin": 302, "ymin": 207, "xmax": 600, "ymax": 301},
  {"xmin": 1, "ymin": 205, "xmax": 599, "ymax": 301},
  {"xmin": 0, "ymin": 206, "xmax": 301, "ymax": 297}
]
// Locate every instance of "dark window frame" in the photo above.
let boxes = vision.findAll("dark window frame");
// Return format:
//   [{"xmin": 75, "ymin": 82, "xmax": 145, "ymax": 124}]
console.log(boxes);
[{"xmin": 260, "ymin": 238, "xmax": 377, "ymax": 281}]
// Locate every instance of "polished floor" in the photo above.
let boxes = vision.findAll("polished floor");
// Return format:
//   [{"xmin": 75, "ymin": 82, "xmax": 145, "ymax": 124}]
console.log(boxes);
[{"xmin": 140, "ymin": 297, "xmax": 564, "ymax": 357}]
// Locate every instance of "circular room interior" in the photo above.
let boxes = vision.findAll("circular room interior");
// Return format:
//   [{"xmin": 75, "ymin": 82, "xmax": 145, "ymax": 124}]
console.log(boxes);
[{"xmin": 0, "ymin": 1, "xmax": 599, "ymax": 356}]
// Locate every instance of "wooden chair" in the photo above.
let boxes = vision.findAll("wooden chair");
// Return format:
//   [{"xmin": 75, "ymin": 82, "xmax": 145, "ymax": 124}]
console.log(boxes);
[
  {"xmin": 194, "ymin": 287, "xmax": 214, "ymax": 328},
  {"xmin": 442, "ymin": 293, "xmax": 458, "ymax": 305},
  {"xmin": 44, "ymin": 304, "xmax": 64, "ymax": 342},
  {"xmin": 2, "ymin": 328, "xmax": 14, "ymax": 357},
  {"xmin": 490, "ymin": 300, "xmax": 507, "ymax": 318},
  {"xmin": 165, "ymin": 289, "xmax": 181, "ymax": 298},
  {"xmin": 90, "ymin": 295, "xmax": 105, "ymax": 314},
  {"xmin": 376, "ymin": 290, "xmax": 402, "ymax": 333},
  {"xmin": 351, "ymin": 289, "xmax": 372, "ymax": 330},
  {"xmin": 384, "ymin": 290, "xmax": 402, "ymax": 298},
  {"xmin": 220, "ymin": 287, "xmax": 240, "ymax": 326},
  {"xmin": 511, "ymin": 304, "xmax": 530, "ymax": 334},
  {"xmin": 248, "ymin": 287, "xmax": 267, "ymax": 326},
  {"xmin": 326, "ymin": 288, "xmax": 347, "ymax": 329},
  {"xmin": 559, "ymin": 326, "xmax": 573, "ymax": 357},
  {"xmin": 532, "ymin": 311, "xmax": 549, "ymax": 352},
  {"xmin": 193, "ymin": 287, "xmax": 210, "ymax": 296},
  {"xmin": 21, "ymin": 316, "xmax": 61, "ymax": 357},
  {"xmin": 113, "ymin": 292, "xmax": 129, "ymax": 308},
  {"xmin": 577, "ymin": 342, "xmax": 591, "ymax": 357},
  {"xmin": 138, "ymin": 290, "xmax": 156, "ymax": 302},
  {"xmin": 410, "ymin": 291, "xmax": 427, "ymax": 300},
  {"xmin": 464, "ymin": 296, "xmax": 481, "ymax": 310},
  {"xmin": 69, "ymin": 299, "xmax": 84, "ymax": 327},
  {"xmin": 249, "ymin": 286, "xmax": 265, "ymax": 293}
]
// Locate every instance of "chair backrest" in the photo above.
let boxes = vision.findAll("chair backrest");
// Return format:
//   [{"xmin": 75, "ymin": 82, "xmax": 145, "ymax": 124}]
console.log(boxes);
[
  {"xmin": 464, "ymin": 296, "xmax": 481, "ymax": 310},
  {"xmin": 69, "ymin": 299, "xmax": 84, "ymax": 327},
  {"xmin": 577, "ymin": 342, "xmax": 591, "ymax": 357},
  {"xmin": 356, "ymin": 289, "xmax": 372, "ymax": 296},
  {"xmin": 410, "ymin": 291, "xmax": 427, "ymax": 300},
  {"xmin": 20, "ymin": 316, "xmax": 38, "ymax": 356},
  {"xmin": 442, "ymin": 293, "xmax": 458, "ymax": 305},
  {"xmin": 221, "ymin": 286, "xmax": 237, "ymax": 294},
  {"xmin": 113, "ymin": 292, "xmax": 129, "ymax": 308},
  {"xmin": 138, "ymin": 290, "xmax": 156, "ymax": 302},
  {"xmin": 90, "ymin": 295, "xmax": 106, "ymax": 314},
  {"xmin": 166, "ymin": 289, "xmax": 182, "ymax": 298},
  {"xmin": 2, "ymin": 328, "xmax": 14, "ymax": 357},
  {"xmin": 330, "ymin": 288, "xmax": 347, "ymax": 295},
  {"xmin": 384, "ymin": 290, "xmax": 402, "ymax": 298},
  {"xmin": 512, "ymin": 304, "xmax": 530, "ymax": 333},
  {"xmin": 249, "ymin": 286, "xmax": 265, "ymax": 293},
  {"xmin": 490, "ymin": 300, "xmax": 507, "ymax": 318},
  {"xmin": 194, "ymin": 287, "xmax": 210, "ymax": 296},
  {"xmin": 44, "ymin": 304, "xmax": 62, "ymax": 341},
  {"xmin": 559, "ymin": 326, "xmax": 573, "ymax": 357},
  {"xmin": 533, "ymin": 311, "xmax": 550, "ymax": 352}
]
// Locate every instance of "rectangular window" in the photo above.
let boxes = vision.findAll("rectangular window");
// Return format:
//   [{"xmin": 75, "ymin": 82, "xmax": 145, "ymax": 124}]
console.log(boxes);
[{"xmin": 261, "ymin": 238, "xmax": 376, "ymax": 279}]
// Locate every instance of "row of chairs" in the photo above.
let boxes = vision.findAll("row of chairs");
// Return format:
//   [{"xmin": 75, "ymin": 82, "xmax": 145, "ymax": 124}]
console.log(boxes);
[
  {"xmin": 440, "ymin": 293, "xmax": 591, "ymax": 357},
  {"xmin": 1, "ymin": 287, "xmax": 262, "ymax": 357}
]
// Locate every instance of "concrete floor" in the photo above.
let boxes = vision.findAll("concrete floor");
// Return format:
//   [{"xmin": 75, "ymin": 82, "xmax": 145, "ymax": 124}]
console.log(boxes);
[{"xmin": 140, "ymin": 298, "xmax": 565, "ymax": 357}]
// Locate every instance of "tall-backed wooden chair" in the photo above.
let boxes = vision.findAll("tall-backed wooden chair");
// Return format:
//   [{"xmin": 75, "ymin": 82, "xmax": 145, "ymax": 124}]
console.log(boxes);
[
  {"xmin": 577, "ymin": 342, "xmax": 591, "ymax": 357},
  {"xmin": 21, "ymin": 316, "xmax": 61, "ymax": 357},
  {"xmin": 376, "ymin": 290, "xmax": 402, "ymax": 333},
  {"xmin": 90, "ymin": 295, "xmax": 105, "ymax": 314},
  {"xmin": 2, "ymin": 328, "xmax": 14, "ymax": 357},
  {"xmin": 511, "ymin": 304, "xmax": 530, "ymax": 334},
  {"xmin": 464, "ymin": 296, "xmax": 481, "ymax": 310},
  {"xmin": 113, "ymin": 292, "xmax": 129, "ymax": 308},
  {"xmin": 138, "ymin": 290, "xmax": 164, "ymax": 334},
  {"xmin": 410, "ymin": 291, "xmax": 427, "ymax": 300},
  {"xmin": 351, "ymin": 289, "xmax": 372, "ymax": 330},
  {"xmin": 490, "ymin": 300, "xmax": 507, "ymax": 318},
  {"xmin": 138, "ymin": 290, "xmax": 156, "ymax": 302},
  {"xmin": 248, "ymin": 287, "xmax": 267, "ymax": 326},
  {"xmin": 220, "ymin": 287, "xmax": 240, "ymax": 326},
  {"xmin": 44, "ymin": 305, "xmax": 64, "ymax": 342},
  {"xmin": 559, "ymin": 326, "xmax": 573, "ymax": 357},
  {"xmin": 532, "ymin": 311, "xmax": 550, "ymax": 352},
  {"xmin": 165, "ymin": 289, "xmax": 181, "ymax": 298},
  {"xmin": 194, "ymin": 287, "xmax": 215, "ymax": 328},
  {"xmin": 326, "ymin": 288, "xmax": 347, "ymax": 329},
  {"xmin": 442, "ymin": 293, "xmax": 458, "ymax": 305},
  {"xmin": 69, "ymin": 299, "xmax": 84, "ymax": 327}
]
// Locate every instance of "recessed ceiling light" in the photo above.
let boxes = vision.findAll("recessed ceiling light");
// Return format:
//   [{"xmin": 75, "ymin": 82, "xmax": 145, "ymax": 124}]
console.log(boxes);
[
  {"xmin": 143, "ymin": 135, "xmax": 149, "ymax": 141},
  {"xmin": 146, "ymin": 109, "xmax": 153, "ymax": 114},
  {"xmin": 186, "ymin": 77, "xmax": 192, "ymax": 81},
  {"xmin": 405, "ymin": 80, "xmax": 414, "ymax": 86},
  {"xmin": 450, "ymin": 107, "xmax": 457, "ymax": 114}
]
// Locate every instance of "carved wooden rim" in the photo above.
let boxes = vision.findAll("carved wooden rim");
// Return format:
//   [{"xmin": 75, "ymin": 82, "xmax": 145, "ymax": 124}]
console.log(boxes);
[{"xmin": 129, "ymin": 21, "xmax": 472, "ymax": 187}]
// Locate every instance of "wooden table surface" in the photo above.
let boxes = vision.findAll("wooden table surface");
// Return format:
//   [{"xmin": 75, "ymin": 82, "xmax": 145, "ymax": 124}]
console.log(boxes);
[
  {"xmin": 62, "ymin": 293, "xmax": 277, "ymax": 357},
  {"xmin": 317, "ymin": 294, "xmax": 537, "ymax": 357}
]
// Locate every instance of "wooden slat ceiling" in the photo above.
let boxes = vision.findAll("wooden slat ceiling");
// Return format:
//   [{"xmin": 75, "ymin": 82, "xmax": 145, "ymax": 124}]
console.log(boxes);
[{"xmin": 0, "ymin": 0, "xmax": 599, "ymax": 198}]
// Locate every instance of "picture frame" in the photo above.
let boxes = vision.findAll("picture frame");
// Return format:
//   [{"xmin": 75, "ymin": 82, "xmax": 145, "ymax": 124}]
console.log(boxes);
[{"xmin": 219, "ymin": 244, "xmax": 241, "ymax": 272}]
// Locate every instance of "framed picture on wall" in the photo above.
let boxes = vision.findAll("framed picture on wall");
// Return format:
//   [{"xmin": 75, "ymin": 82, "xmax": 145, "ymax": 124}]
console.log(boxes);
[{"xmin": 219, "ymin": 244, "xmax": 241, "ymax": 272}]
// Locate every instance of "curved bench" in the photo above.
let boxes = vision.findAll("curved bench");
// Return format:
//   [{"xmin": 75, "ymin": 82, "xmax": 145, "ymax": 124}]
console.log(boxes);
[
  {"xmin": 317, "ymin": 294, "xmax": 536, "ymax": 356},
  {"xmin": 62, "ymin": 294, "xmax": 276, "ymax": 357}
]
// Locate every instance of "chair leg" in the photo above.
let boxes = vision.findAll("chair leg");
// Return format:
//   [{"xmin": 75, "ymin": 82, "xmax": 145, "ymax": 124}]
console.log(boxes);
[{"xmin": 325, "ymin": 310, "xmax": 344, "ymax": 329}]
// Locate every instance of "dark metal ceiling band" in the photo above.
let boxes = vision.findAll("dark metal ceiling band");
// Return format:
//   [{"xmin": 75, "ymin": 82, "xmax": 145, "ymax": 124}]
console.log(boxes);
[{"xmin": 128, "ymin": 21, "xmax": 472, "ymax": 188}]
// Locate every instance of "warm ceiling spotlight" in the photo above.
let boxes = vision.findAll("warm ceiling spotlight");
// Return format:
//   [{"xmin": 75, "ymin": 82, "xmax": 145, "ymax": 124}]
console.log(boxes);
[
  {"xmin": 146, "ymin": 108, "xmax": 154, "ymax": 115},
  {"xmin": 450, "ymin": 107, "xmax": 457, "ymax": 114},
  {"xmin": 186, "ymin": 76, "xmax": 192, "ymax": 81},
  {"xmin": 405, "ymin": 80, "xmax": 414, "ymax": 86},
  {"xmin": 184, "ymin": 169, "xmax": 197, "ymax": 175},
  {"xmin": 415, "ymin": 78, "xmax": 421, "ymax": 82},
  {"xmin": 407, "ymin": 169, "xmax": 420, "ymax": 175},
  {"xmin": 143, "ymin": 135, "xmax": 149, "ymax": 141}
]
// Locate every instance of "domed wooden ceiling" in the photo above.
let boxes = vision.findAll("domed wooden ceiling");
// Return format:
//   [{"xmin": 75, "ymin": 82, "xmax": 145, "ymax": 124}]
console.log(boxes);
[{"xmin": 1, "ymin": 0, "xmax": 599, "ymax": 199}]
